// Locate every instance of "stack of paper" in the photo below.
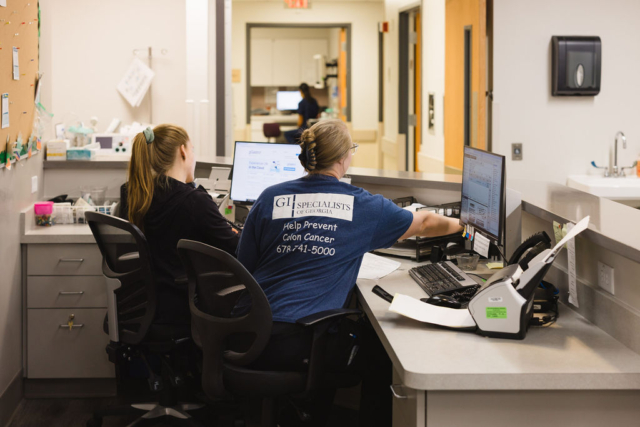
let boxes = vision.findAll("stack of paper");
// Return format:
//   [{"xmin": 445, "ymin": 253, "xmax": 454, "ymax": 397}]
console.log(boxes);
[
  {"xmin": 357, "ymin": 253, "xmax": 401, "ymax": 280},
  {"xmin": 389, "ymin": 294, "xmax": 477, "ymax": 329},
  {"xmin": 117, "ymin": 58, "xmax": 155, "ymax": 108}
]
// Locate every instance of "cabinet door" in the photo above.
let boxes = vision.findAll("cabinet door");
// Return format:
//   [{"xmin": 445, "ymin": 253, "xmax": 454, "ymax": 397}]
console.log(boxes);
[
  {"xmin": 272, "ymin": 39, "xmax": 301, "ymax": 86},
  {"xmin": 27, "ymin": 308, "xmax": 114, "ymax": 378},
  {"xmin": 251, "ymin": 39, "xmax": 273, "ymax": 86},
  {"xmin": 299, "ymin": 39, "xmax": 328, "ymax": 86},
  {"xmin": 392, "ymin": 369, "xmax": 425, "ymax": 427}
]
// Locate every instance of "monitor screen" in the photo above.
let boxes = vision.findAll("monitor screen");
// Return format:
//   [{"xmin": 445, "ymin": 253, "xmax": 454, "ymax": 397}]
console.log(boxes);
[
  {"xmin": 230, "ymin": 141, "xmax": 306, "ymax": 203},
  {"xmin": 276, "ymin": 91, "xmax": 302, "ymax": 111},
  {"xmin": 459, "ymin": 146, "xmax": 506, "ymax": 243}
]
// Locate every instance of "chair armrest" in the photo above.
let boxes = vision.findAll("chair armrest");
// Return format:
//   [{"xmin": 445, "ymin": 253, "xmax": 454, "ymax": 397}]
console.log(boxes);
[{"xmin": 296, "ymin": 308, "xmax": 362, "ymax": 327}]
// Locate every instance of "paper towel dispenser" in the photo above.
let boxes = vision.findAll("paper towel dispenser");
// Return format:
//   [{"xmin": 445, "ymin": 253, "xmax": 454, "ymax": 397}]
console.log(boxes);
[{"xmin": 551, "ymin": 36, "xmax": 601, "ymax": 96}]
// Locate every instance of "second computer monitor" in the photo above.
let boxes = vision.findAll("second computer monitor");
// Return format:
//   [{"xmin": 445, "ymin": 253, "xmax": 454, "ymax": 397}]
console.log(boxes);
[
  {"xmin": 230, "ymin": 141, "xmax": 307, "ymax": 204},
  {"xmin": 459, "ymin": 146, "xmax": 506, "ymax": 244},
  {"xmin": 276, "ymin": 91, "xmax": 303, "ymax": 111}
]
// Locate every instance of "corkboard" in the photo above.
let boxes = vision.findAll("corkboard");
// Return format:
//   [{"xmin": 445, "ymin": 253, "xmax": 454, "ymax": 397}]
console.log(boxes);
[{"xmin": 0, "ymin": 0, "xmax": 39, "ymax": 167}]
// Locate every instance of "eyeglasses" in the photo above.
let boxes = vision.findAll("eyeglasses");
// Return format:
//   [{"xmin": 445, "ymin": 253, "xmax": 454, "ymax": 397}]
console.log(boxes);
[{"xmin": 351, "ymin": 143, "xmax": 359, "ymax": 155}]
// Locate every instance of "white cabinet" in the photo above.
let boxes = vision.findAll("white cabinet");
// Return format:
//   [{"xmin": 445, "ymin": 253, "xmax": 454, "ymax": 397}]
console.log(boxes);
[
  {"xmin": 272, "ymin": 39, "xmax": 301, "ymax": 86},
  {"xmin": 251, "ymin": 39, "xmax": 274, "ymax": 86},
  {"xmin": 251, "ymin": 38, "xmax": 328, "ymax": 87}
]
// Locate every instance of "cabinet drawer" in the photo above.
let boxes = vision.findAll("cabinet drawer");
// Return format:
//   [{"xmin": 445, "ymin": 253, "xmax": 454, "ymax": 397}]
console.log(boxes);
[
  {"xmin": 27, "ymin": 309, "xmax": 114, "ymax": 379},
  {"xmin": 28, "ymin": 276, "xmax": 107, "ymax": 308},
  {"xmin": 27, "ymin": 244, "xmax": 102, "ymax": 276}
]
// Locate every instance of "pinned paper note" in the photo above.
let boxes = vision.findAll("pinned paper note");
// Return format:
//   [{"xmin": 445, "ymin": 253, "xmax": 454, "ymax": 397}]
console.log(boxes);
[
  {"xmin": 12, "ymin": 47, "xmax": 19, "ymax": 80},
  {"xmin": 358, "ymin": 253, "xmax": 401, "ymax": 280},
  {"xmin": 1, "ymin": 93, "xmax": 9, "ymax": 129},
  {"xmin": 544, "ymin": 216, "xmax": 590, "ymax": 263},
  {"xmin": 117, "ymin": 58, "xmax": 155, "ymax": 108},
  {"xmin": 0, "ymin": 1, "xmax": 6, "ymax": 7},
  {"xmin": 566, "ymin": 223, "xmax": 579, "ymax": 307},
  {"xmin": 473, "ymin": 232, "xmax": 490, "ymax": 258},
  {"xmin": 552, "ymin": 221, "xmax": 568, "ymax": 247}
]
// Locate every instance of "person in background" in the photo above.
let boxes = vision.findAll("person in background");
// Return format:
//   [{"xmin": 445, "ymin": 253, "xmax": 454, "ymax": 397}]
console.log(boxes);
[
  {"xmin": 284, "ymin": 83, "xmax": 319, "ymax": 144},
  {"xmin": 127, "ymin": 124, "xmax": 239, "ymax": 326},
  {"xmin": 237, "ymin": 120, "xmax": 462, "ymax": 426}
]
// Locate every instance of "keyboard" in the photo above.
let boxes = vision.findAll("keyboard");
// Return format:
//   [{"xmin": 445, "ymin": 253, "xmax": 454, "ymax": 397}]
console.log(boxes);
[{"xmin": 409, "ymin": 261, "xmax": 479, "ymax": 297}]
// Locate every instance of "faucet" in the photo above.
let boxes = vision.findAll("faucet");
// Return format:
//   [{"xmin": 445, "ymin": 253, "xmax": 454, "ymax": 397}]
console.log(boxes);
[
  {"xmin": 612, "ymin": 131, "xmax": 626, "ymax": 177},
  {"xmin": 592, "ymin": 131, "xmax": 636, "ymax": 177}
]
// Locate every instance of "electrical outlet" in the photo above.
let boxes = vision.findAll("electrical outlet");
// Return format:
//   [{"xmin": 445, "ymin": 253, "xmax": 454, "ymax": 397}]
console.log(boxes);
[
  {"xmin": 597, "ymin": 262, "xmax": 615, "ymax": 295},
  {"xmin": 31, "ymin": 176, "xmax": 38, "ymax": 194}
]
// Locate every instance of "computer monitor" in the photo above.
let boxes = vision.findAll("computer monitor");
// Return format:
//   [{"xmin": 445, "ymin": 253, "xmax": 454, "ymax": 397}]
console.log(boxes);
[
  {"xmin": 276, "ymin": 91, "xmax": 302, "ymax": 111},
  {"xmin": 230, "ymin": 141, "xmax": 307, "ymax": 204},
  {"xmin": 459, "ymin": 146, "xmax": 506, "ymax": 245}
]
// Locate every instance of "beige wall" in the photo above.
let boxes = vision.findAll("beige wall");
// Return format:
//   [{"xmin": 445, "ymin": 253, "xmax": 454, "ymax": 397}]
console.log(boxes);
[
  {"xmin": 39, "ymin": 0, "xmax": 187, "ymax": 132},
  {"xmin": 493, "ymin": 0, "xmax": 640, "ymax": 184},
  {"xmin": 0, "ymin": 156, "xmax": 43, "ymax": 404}
]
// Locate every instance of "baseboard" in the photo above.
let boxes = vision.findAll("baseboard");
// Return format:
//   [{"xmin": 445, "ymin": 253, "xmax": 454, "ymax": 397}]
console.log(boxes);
[
  {"xmin": 0, "ymin": 370, "xmax": 23, "ymax": 427},
  {"xmin": 24, "ymin": 378, "xmax": 116, "ymax": 399}
]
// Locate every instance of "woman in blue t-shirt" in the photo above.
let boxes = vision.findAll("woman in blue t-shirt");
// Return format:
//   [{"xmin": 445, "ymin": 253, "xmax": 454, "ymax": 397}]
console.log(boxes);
[
  {"xmin": 284, "ymin": 83, "xmax": 319, "ymax": 144},
  {"xmin": 237, "ymin": 119, "xmax": 462, "ymax": 426}
]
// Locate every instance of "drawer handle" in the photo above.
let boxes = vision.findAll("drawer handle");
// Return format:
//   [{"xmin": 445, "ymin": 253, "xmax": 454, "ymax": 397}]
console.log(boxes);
[
  {"xmin": 59, "ymin": 258, "xmax": 84, "ymax": 263},
  {"xmin": 59, "ymin": 291, "xmax": 85, "ymax": 296},
  {"xmin": 59, "ymin": 324, "xmax": 84, "ymax": 329},
  {"xmin": 390, "ymin": 384, "xmax": 408, "ymax": 399}
]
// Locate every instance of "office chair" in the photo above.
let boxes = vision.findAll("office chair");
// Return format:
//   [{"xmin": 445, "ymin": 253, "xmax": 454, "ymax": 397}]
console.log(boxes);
[
  {"xmin": 263, "ymin": 123, "xmax": 281, "ymax": 143},
  {"xmin": 177, "ymin": 239, "xmax": 361, "ymax": 427},
  {"xmin": 85, "ymin": 212, "xmax": 204, "ymax": 427}
]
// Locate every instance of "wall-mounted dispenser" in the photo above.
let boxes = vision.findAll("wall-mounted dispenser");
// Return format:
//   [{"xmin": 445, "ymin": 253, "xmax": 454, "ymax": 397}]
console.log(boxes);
[{"xmin": 551, "ymin": 36, "xmax": 601, "ymax": 96}]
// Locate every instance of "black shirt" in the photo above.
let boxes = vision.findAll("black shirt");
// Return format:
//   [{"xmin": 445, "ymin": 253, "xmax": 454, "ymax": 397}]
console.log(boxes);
[
  {"xmin": 142, "ymin": 177, "xmax": 239, "ymax": 324},
  {"xmin": 297, "ymin": 97, "xmax": 319, "ymax": 128}
]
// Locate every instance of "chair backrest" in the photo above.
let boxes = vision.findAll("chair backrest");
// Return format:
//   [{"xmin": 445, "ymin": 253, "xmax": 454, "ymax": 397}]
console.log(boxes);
[
  {"xmin": 86, "ymin": 211, "xmax": 156, "ymax": 345},
  {"xmin": 263, "ymin": 122, "xmax": 281, "ymax": 138},
  {"xmin": 177, "ymin": 239, "xmax": 272, "ymax": 398}
]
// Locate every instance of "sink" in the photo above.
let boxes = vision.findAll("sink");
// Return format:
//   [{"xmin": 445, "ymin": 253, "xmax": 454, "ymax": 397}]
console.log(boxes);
[{"xmin": 567, "ymin": 175, "xmax": 640, "ymax": 201}]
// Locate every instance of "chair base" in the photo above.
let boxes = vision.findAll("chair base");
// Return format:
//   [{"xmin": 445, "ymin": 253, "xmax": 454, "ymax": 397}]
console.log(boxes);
[{"xmin": 87, "ymin": 402, "xmax": 205, "ymax": 427}]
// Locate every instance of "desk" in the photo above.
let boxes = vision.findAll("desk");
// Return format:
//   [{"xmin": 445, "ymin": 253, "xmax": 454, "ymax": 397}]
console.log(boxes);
[{"xmin": 357, "ymin": 257, "xmax": 640, "ymax": 427}]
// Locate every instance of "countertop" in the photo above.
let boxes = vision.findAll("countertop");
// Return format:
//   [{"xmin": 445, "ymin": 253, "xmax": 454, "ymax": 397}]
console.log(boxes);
[
  {"xmin": 357, "ymin": 257, "xmax": 640, "ymax": 391},
  {"xmin": 43, "ymin": 155, "xmax": 233, "ymax": 170}
]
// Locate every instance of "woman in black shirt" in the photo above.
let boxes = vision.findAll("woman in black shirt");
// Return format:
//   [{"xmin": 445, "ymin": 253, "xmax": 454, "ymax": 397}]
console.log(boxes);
[
  {"xmin": 127, "ymin": 125, "xmax": 239, "ymax": 325},
  {"xmin": 284, "ymin": 83, "xmax": 319, "ymax": 144}
]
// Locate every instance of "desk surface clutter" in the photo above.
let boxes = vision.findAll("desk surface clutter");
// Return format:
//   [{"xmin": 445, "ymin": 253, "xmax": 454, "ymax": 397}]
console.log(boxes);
[{"xmin": 356, "ymin": 257, "xmax": 640, "ymax": 391}]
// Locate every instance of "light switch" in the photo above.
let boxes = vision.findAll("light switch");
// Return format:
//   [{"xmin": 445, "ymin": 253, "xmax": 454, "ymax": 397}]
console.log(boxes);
[
  {"xmin": 512, "ymin": 143, "xmax": 523, "ymax": 161},
  {"xmin": 31, "ymin": 175, "xmax": 38, "ymax": 194}
]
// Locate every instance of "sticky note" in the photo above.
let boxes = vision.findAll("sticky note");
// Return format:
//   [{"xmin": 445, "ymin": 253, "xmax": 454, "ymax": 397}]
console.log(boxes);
[
  {"xmin": 487, "ymin": 262, "xmax": 504, "ymax": 269},
  {"xmin": 486, "ymin": 307, "xmax": 507, "ymax": 319},
  {"xmin": 225, "ymin": 207, "xmax": 232, "ymax": 215}
]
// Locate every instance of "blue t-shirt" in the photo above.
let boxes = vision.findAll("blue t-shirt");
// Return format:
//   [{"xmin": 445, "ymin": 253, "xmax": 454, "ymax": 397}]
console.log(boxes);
[{"xmin": 237, "ymin": 174, "xmax": 413, "ymax": 323}]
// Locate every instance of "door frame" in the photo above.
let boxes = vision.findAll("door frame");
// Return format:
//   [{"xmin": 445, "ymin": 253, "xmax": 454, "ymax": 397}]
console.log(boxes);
[
  {"xmin": 398, "ymin": 6, "xmax": 421, "ymax": 172},
  {"xmin": 245, "ymin": 23, "xmax": 352, "ymax": 126}
]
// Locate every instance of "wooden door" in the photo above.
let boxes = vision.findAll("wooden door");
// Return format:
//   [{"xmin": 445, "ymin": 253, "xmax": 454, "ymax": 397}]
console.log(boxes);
[
  {"xmin": 444, "ymin": 0, "xmax": 487, "ymax": 171},
  {"xmin": 338, "ymin": 28, "xmax": 348, "ymax": 122}
]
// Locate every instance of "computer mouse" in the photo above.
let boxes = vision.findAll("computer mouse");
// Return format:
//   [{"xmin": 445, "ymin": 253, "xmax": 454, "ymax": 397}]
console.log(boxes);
[{"xmin": 421, "ymin": 295, "xmax": 462, "ymax": 309}]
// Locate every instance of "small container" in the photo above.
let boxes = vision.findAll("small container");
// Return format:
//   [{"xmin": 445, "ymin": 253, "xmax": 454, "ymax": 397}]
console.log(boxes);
[
  {"xmin": 456, "ymin": 253, "xmax": 480, "ymax": 271},
  {"xmin": 34, "ymin": 202, "xmax": 54, "ymax": 226},
  {"xmin": 80, "ymin": 186, "xmax": 107, "ymax": 206}
]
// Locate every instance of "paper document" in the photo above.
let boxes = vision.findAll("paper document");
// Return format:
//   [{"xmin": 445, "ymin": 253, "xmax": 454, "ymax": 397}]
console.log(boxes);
[
  {"xmin": 566, "ymin": 223, "xmax": 579, "ymax": 307},
  {"xmin": 117, "ymin": 58, "xmax": 155, "ymax": 108},
  {"xmin": 1, "ymin": 94, "xmax": 9, "ymax": 129},
  {"xmin": 389, "ymin": 294, "xmax": 477, "ymax": 329},
  {"xmin": 543, "ymin": 216, "xmax": 589, "ymax": 262},
  {"xmin": 12, "ymin": 47, "xmax": 19, "ymax": 80},
  {"xmin": 0, "ymin": 0, "xmax": 6, "ymax": 7},
  {"xmin": 357, "ymin": 253, "xmax": 401, "ymax": 280},
  {"xmin": 473, "ymin": 232, "xmax": 490, "ymax": 258}
]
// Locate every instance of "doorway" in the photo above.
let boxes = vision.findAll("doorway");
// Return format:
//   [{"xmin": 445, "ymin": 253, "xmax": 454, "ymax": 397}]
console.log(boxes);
[{"xmin": 399, "ymin": 8, "xmax": 422, "ymax": 172}]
